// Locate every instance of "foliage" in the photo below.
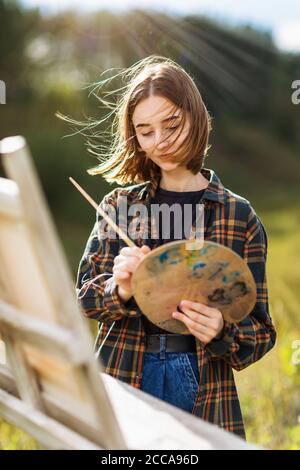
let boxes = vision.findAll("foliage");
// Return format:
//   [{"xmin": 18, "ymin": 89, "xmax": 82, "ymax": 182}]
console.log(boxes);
[
  {"xmin": 0, "ymin": 418, "xmax": 40, "ymax": 450},
  {"xmin": 235, "ymin": 205, "xmax": 300, "ymax": 449}
]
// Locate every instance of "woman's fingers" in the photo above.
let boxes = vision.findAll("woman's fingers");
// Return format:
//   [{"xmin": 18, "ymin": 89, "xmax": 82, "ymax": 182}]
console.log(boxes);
[
  {"xmin": 140, "ymin": 245, "xmax": 151, "ymax": 253},
  {"xmin": 172, "ymin": 311, "xmax": 212, "ymax": 344},
  {"xmin": 114, "ymin": 254, "xmax": 138, "ymax": 267},
  {"xmin": 113, "ymin": 271, "xmax": 130, "ymax": 281},
  {"xmin": 119, "ymin": 246, "xmax": 147, "ymax": 258},
  {"xmin": 177, "ymin": 306, "xmax": 214, "ymax": 328},
  {"xmin": 172, "ymin": 300, "xmax": 224, "ymax": 344},
  {"xmin": 115, "ymin": 245, "xmax": 150, "ymax": 268},
  {"xmin": 173, "ymin": 311, "xmax": 211, "ymax": 334},
  {"xmin": 114, "ymin": 270, "xmax": 130, "ymax": 278},
  {"xmin": 113, "ymin": 258, "xmax": 140, "ymax": 273},
  {"xmin": 113, "ymin": 245, "xmax": 151, "ymax": 286}
]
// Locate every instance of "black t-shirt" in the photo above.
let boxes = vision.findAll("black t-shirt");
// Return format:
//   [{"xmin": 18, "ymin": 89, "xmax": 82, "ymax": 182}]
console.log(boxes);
[{"xmin": 142, "ymin": 187, "xmax": 206, "ymax": 334}]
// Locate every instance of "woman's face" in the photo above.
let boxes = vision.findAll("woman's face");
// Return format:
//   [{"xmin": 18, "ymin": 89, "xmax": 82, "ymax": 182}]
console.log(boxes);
[{"xmin": 132, "ymin": 95, "xmax": 190, "ymax": 171}]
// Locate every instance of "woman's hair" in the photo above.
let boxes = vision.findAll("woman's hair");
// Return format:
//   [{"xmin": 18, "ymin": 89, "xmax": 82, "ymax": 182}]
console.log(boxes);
[{"xmin": 57, "ymin": 55, "xmax": 212, "ymax": 185}]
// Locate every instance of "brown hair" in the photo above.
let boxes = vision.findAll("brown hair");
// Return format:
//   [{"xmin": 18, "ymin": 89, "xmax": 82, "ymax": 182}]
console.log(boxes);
[{"xmin": 57, "ymin": 55, "xmax": 212, "ymax": 185}]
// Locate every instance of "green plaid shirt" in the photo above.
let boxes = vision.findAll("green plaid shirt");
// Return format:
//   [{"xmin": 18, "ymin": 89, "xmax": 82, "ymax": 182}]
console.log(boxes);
[{"xmin": 75, "ymin": 167, "xmax": 277, "ymax": 440}]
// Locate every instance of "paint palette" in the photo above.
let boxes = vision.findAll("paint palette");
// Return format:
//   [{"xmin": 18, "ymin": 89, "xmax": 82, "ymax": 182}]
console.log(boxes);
[{"xmin": 131, "ymin": 240, "xmax": 257, "ymax": 334}]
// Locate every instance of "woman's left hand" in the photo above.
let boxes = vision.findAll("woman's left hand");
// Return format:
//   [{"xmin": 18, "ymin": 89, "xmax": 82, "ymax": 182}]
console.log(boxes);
[{"xmin": 172, "ymin": 300, "xmax": 224, "ymax": 344}]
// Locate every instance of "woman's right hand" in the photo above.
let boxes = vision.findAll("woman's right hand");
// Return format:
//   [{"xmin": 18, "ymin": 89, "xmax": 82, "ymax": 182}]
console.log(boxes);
[{"xmin": 113, "ymin": 245, "xmax": 151, "ymax": 303}]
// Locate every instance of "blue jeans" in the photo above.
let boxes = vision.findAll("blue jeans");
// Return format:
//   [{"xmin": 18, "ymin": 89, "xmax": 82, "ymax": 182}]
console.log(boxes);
[{"xmin": 140, "ymin": 335, "xmax": 199, "ymax": 413}]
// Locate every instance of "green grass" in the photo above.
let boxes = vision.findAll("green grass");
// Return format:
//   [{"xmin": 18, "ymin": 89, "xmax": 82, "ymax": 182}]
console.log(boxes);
[
  {"xmin": 234, "ymin": 203, "xmax": 300, "ymax": 449},
  {"xmin": 1, "ymin": 204, "xmax": 300, "ymax": 449},
  {"xmin": 0, "ymin": 419, "xmax": 40, "ymax": 450}
]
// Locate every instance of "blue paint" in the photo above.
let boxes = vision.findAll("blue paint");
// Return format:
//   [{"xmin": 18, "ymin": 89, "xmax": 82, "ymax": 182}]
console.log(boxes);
[
  {"xmin": 222, "ymin": 271, "xmax": 240, "ymax": 284},
  {"xmin": 199, "ymin": 244, "xmax": 215, "ymax": 256},
  {"xmin": 209, "ymin": 266, "xmax": 223, "ymax": 281},
  {"xmin": 192, "ymin": 262, "xmax": 206, "ymax": 271},
  {"xmin": 189, "ymin": 262, "xmax": 206, "ymax": 279},
  {"xmin": 159, "ymin": 251, "xmax": 169, "ymax": 264},
  {"xmin": 170, "ymin": 259, "xmax": 181, "ymax": 265}
]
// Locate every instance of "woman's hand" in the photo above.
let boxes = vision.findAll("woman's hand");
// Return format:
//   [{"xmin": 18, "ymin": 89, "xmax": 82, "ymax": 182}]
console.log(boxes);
[
  {"xmin": 172, "ymin": 300, "xmax": 224, "ymax": 344},
  {"xmin": 113, "ymin": 245, "xmax": 151, "ymax": 302}
]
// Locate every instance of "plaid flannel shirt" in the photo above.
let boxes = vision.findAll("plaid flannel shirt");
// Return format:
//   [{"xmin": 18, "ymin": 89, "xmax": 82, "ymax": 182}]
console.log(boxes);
[{"xmin": 75, "ymin": 167, "xmax": 277, "ymax": 440}]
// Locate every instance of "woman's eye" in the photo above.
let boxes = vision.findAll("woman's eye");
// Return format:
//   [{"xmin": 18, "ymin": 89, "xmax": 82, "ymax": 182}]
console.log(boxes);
[
  {"xmin": 142, "ymin": 131, "xmax": 153, "ymax": 137},
  {"xmin": 141, "ymin": 126, "xmax": 179, "ymax": 137}
]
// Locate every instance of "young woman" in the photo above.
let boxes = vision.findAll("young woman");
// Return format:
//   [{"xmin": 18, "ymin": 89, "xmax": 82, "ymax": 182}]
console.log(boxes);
[{"xmin": 74, "ymin": 55, "xmax": 277, "ymax": 440}]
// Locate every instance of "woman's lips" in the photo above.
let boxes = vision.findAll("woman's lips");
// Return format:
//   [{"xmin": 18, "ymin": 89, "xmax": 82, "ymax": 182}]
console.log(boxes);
[{"xmin": 159, "ymin": 153, "xmax": 172, "ymax": 158}]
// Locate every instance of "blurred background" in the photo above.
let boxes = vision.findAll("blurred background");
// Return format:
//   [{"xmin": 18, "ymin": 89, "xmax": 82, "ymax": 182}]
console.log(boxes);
[{"xmin": 0, "ymin": 0, "xmax": 300, "ymax": 450}]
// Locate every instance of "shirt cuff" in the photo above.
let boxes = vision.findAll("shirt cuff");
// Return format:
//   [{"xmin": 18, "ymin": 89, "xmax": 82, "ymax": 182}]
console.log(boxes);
[
  {"xmin": 204, "ymin": 320, "xmax": 238, "ymax": 357},
  {"xmin": 103, "ymin": 277, "xmax": 141, "ymax": 318}
]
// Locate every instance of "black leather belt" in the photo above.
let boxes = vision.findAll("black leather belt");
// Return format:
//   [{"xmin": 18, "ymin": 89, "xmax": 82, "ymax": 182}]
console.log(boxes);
[{"xmin": 145, "ymin": 334, "xmax": 196, "ymax": 353}]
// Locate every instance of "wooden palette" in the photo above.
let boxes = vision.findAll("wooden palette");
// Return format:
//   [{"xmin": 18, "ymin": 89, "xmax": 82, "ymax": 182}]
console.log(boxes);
[{"xmin": 131, "ymin": 240, "xmax": 257, "ymax": 334}]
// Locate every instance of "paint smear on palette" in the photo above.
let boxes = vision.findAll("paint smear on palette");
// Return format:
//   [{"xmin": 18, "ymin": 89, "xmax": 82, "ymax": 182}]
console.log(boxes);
[
  {"xmin": 158, "ymin": 246, "xmax": 184, "ymax": 266},
  {"xmin": 146, "ymin": 248, "xmax": 174, "ymax": 273},
  {"xmin": 207, "ymin": 281, "xmax": 248, "ymax": 305},
  {"xmin": 191, "ymin": 262, "xmax": 206, "ymax": 279},
  {"xmin": 222, "ymin": 271, "xmax": 240, "ymax": 284},
  {"xmin": 159, "ymin": 251, "xmax": 169, "ymax": 264},
  {"xmin": 185, "ymin": 249, "xmax": 200, "ymax": 267},
  {"xmin": 146, "ymin": 250, "xmax": 184, "ymax": 273},
  {"xmin": 208, "ymin": 262, "xmax": 229, "ymax": 281},
  {"xmin": 168, "ymin": 246, "xmax": 184, "ymax": 265},
  {"xmin": 146, "ymin": 257, "xmax": 162, "ymax": 274},
  {"xmin": 199, "ymin": 244, "xmax": 216, "ymax": 256}
]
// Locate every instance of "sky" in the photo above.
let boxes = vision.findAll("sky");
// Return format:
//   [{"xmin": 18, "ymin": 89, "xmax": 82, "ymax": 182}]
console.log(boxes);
[{"xmin": 20, "ymin": 0, "xmax": 300, "ymax": 52}]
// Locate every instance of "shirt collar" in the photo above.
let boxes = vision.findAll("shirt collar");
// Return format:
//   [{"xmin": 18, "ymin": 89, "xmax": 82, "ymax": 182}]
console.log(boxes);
[{"xmin": 134, "ymin": 167, "xmax": 227, "ymax": 205}]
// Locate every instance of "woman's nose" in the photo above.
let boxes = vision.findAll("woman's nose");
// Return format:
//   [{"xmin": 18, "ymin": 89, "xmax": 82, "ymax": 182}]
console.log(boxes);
[{"xmin": 156, "ymin": 133, "xmax": 170, "ymax": 149}]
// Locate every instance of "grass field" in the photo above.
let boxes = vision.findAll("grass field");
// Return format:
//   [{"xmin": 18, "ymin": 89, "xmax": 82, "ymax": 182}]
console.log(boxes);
[
  {"xmin": 1, "ymin": 204, "xmax": 300, "ymax": 450},
  {"xmin": 234, "ymin": 204, "xmax": 300, "ymax": 449}
]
